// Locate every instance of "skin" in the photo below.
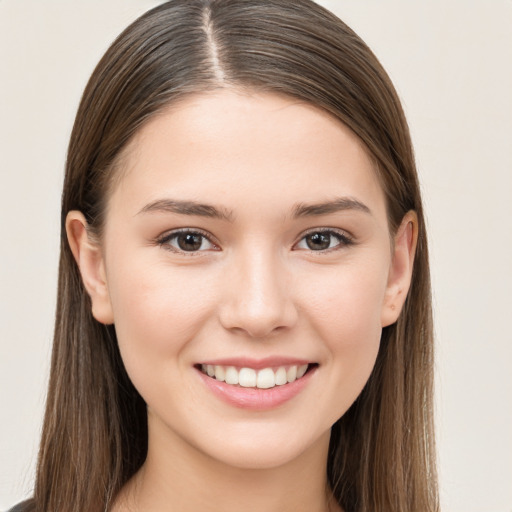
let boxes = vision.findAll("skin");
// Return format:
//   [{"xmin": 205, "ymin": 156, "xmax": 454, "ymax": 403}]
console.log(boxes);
[{"xmin": 67, "ymin": 90, "xmax": 417, "ymax": 512}]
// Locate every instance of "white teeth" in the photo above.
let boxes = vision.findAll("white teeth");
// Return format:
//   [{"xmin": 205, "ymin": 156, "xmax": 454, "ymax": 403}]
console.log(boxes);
[
  {"xmin": 275, "ymin": 367, "xmax": 287, "ymax": 386},
  {"xmin": 296, "ymin": 364, "xmax": 308, "ymax": 378},
  {"xmin": 214, "ymin": 365, "xmax": 225, "ymax": 382},
  {"xmin": 257, "ymin": 368, "xmax": 275, "ymax": 389},
  {"xmin": 225, "ymin": 366, "xmax": 239, "ymax": 385},
  {"xmin": 286, "ymin": 366, "xmax": 297, "ymax": 383},
  {"xmin": 239, "ymin": 368, "xmax": 257, "ymax": 387},
  {"xmin": 201, "ymin": 364, "xmax": 310, "ymax": 389}
]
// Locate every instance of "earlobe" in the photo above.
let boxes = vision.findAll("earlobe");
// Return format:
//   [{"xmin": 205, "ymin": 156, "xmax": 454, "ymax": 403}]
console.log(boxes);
[
  {"xmin": 381, "ymin": 211, "xmax": 418, "ymax": 327},
  {"xmin": 66, "ymin": 211, "xmax": 114, "ymax": 325}
]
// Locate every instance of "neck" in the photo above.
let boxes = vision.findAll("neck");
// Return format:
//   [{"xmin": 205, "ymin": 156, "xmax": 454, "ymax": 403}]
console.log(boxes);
[{"xmin": 113, "ymin": 413, "xmax": 340, "ymax": 512}]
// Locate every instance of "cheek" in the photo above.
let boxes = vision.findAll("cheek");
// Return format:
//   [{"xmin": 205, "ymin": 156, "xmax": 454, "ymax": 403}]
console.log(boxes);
[
  {"xmin": 106, "ymin": 256, "xmax": 218, "ymax": 368},
  {"xmin": 299, "ymin": 262, "xmax": 387, "ymax": 410},
  {"xmin": 301, "ymin": 260, "xmax": 388, "ymax": 343},
  {"xmin": 106, "ymin": 261, "xmax": 224, "ymax": 414}
]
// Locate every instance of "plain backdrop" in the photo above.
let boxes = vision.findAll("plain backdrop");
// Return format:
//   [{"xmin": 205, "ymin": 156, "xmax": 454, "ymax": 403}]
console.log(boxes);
[{"xmin": 1, "ymin": 1, "xmax": 511, "ymax": 511}]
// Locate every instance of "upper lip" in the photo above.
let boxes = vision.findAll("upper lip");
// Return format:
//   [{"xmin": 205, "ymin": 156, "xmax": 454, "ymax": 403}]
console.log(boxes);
[{"xmin": 196, "ymin": 357, "xmax": 313, "ymax": 370}]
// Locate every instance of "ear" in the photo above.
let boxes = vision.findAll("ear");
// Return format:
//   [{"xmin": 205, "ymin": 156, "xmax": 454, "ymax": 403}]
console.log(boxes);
[
  {"xmin": 381, "ymin": 211, "xmax": 418, "ymax": 327},
  {"xmin": 66, "ymin": 211, "xmax": 114, "ymax": 325}
]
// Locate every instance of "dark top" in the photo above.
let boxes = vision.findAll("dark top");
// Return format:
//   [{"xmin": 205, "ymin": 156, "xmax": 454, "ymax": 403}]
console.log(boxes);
[{"xmin": 7, "ymin": 500, "xmax": 32, "ymax": 512}]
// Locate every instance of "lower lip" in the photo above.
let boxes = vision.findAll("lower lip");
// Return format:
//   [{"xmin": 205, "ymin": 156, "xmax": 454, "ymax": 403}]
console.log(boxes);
[{"xmin": 197, "ymin": 367, "xmax": 316, "ymax": 411}]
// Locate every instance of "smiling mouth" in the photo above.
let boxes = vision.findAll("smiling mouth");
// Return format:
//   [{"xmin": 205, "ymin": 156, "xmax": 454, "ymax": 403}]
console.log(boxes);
[{"xmin": 198, "ymin": 363, "xmax": 316, "ymax": 389}]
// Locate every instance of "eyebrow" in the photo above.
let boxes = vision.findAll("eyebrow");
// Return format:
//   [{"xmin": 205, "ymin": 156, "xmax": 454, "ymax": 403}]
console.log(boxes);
[
  {"xmin": 138, "ymin": 199, "xmax": 234, "ymax": 221},
  {"xmin": 137, "ymin": 196, "xmax": 371, "ymax": 221},
  {"xmin": 292, "ymin": 197, "xmax": 372, "ymax": 217}
]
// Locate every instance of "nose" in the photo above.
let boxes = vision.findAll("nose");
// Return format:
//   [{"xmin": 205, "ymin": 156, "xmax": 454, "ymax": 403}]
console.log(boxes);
[{"xmin": 218, "ymin": 247, "xmax": 298, "ymax": 339}]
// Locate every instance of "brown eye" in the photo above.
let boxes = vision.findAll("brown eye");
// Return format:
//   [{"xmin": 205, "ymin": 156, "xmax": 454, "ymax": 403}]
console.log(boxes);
[
  {"xmin": 176, "ymin": 233, "xmax": 204, "ymax": 251},
  {"xmin": 158, "ymin": 230, "xmax": 216, "ymax": 253},
  {"xmin": 305, "ymin": 232, "xmax": 331, "ymax": 250},
  {"xmin": 295, "ymin": 230, "xmax": 352, "ymax": 252}
]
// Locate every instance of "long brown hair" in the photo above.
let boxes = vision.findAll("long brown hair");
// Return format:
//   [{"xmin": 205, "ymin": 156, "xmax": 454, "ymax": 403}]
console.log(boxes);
[{"xmin": 26, "ymin": 1, "xmax": 438, "ymax": 511}]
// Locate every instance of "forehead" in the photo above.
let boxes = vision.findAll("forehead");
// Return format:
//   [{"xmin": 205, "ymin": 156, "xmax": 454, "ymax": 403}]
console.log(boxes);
[{"xmin": 108, "ymin": 89, "xmax": 386, "ymax": 221}]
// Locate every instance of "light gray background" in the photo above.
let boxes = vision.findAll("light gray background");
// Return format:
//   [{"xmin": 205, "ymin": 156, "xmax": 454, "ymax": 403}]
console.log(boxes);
[{"xmin": 1, "ymin": 1, "xmax": 511, "ymax": 511}]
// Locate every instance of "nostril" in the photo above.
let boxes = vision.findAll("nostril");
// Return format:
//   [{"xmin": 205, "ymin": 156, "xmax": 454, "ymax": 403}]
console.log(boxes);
[{"xmin": 219, "ymin": 300, "xmax": 299, "ymax": 339}]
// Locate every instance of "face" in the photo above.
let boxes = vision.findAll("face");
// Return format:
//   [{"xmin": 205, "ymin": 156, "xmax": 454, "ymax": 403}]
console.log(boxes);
[{"xmin": 69, "ymin": 90, "xmax": 415, "ymax": 470}]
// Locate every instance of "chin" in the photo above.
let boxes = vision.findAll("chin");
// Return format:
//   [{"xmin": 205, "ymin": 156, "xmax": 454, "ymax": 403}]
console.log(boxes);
[{"xmin": 191, "ymin": 422, "xmax": 332, "ymax": 471}]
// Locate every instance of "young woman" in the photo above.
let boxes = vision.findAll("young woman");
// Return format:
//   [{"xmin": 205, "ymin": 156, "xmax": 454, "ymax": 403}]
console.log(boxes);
[{"xmin": 12, "ymin": 0, "xmax": 438, "ymax": 511}]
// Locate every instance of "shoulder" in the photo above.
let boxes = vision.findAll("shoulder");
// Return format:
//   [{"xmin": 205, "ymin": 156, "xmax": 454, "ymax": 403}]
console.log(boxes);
[{"xmin": 6, "ymin": 499, "xmax": 34, "ymax": 512}]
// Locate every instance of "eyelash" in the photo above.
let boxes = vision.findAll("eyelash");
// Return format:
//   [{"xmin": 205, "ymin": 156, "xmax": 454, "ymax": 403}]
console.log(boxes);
[
  {"xmin": 295, "ymin": 228, "xmax": 354, "ymax": 253},
  {"xmin": 156, "ymin": 228, "xmax": 220, "ymax": 255},
  {"xmin": 156, "ymin": 228, "xmax": 353, "ymax": 255}
]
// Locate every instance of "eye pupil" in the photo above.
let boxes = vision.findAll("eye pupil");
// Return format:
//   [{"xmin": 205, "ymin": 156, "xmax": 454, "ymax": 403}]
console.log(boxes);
[
  {"xmin": 306, "ymin": 232, "xmax": 331, "ymax": 250},
  {"xmin": 177, "ymin": 233, "xmax": 203, "ymax": 251}
]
